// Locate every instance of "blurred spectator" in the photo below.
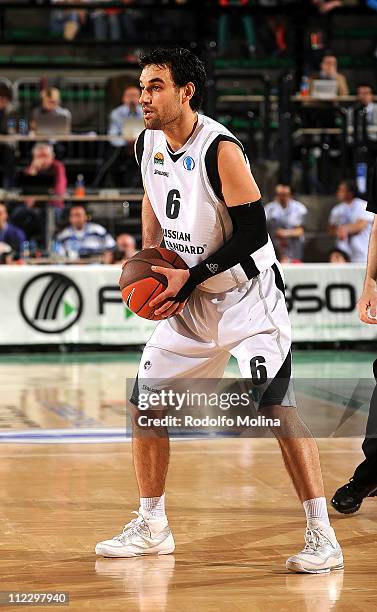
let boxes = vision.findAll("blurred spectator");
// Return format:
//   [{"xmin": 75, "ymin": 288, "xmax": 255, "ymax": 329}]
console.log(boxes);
[
  {"xmin": 217, "ymin": 1, "xmax": 257, "ymax": 58},
  {"xmin": 11, "ymin": 198, "xmax": 43, "ymax": 248},
  {"xmin": 0, "ymin": 202, "xmax": 25, "ymax": 260},
  {"xmin": 95, "ymin": 85, "xmax": 142, "ymax": 187},
  {"xmin": 328, "ymin": 179, "xmax": 374, "ymax": 262},
  {"xmin": 111, "ymin": 233, "xmax": 138, "ymax": 264},
  {"xmin": 30, "ymin": 87, "xmax": 72, "ymax": 132},
  {"xmin": 309, "ymin": 52, "xmax": 349, "ymax": 96},
  {"xmin": 24, "ymin": 143, "xmax": 67, "ymax": 210},
  {"xmin": 91, "ymin": 1, "xmax": 140, "ymax": 42},
  {"xmin": 0, "ymin": 242, "xmax": 12, "ymax": 265},
  {"xmin": 304, "ymin": 52, "xmax": 349, "ymax": 131},
  {"xmin": 328, "ymin": 247, "xmax": 351, "ymax": 263},
  {"xmin": 217, "ymin": 1, "xmax": 290, "ymax": 58},
  {"xmin": 108, "ymin": 85, "xmax": 142, "ymax": 147},
  {"xmin": 50, "ymin": 1, "xmax": 87, "ymax": 41},
  {"xmin": 55, "ymin": 204, "xmax": 116, "ymax": 262},
  {"xmin": 349, "ymin": 84, "xmax": 377, "ymax": 143},
  {"xmin": 0, "ymin": 84, "xmax": 17, "ymax": 189},
  {"xmin": 265, "ymin": 184, "xmax": 308, "ymax": 262}
]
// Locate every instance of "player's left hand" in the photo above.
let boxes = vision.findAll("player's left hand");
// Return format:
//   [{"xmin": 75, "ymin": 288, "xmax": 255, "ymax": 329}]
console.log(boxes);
[
  {"xmin": 149, "ymin": 266, "xmax": 190, "ymax": 317},
  {"xmin": 358, "ymin": 282, "xmax": 377, "ymax": 324}
]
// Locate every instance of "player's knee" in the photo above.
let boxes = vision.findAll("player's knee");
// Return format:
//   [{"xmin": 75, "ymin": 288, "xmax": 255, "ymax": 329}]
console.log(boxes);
[
  {"xmin": 259, "ymin": 403, "xmax": 309, "ymax": 438},
  {"xmin": 128, "ymin": 400, "xmax": 168, "ymax": 437}
]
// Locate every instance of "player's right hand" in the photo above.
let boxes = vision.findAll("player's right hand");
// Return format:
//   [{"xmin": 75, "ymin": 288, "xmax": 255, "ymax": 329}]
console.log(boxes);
[{"xmin": 357, "ymin": 282, "xmax": 377, "ymax": 324}]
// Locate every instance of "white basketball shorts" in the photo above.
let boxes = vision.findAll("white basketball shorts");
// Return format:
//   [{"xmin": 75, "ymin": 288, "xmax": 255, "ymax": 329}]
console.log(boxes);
[{"xmin": 130, "ymin": 262, "xmax": 295, "ymax": 409}]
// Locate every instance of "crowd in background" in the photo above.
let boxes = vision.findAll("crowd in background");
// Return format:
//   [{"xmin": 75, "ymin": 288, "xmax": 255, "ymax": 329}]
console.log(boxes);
[
  {"xmin": 0, "ymin": 82, "xmax": 144, "ymax": 264},
  {"xmin": 0, "ymin": 71, "xmax": 375, "ymax": 265},
  {"xmin": 1, "ymin": 0, "xmax": 376, "ymax": 265},
  {"xmin": 0, "ymin": 175, "xmax": 373, "ymax": 265},
  {"xmin": 266, "ymin": 179, "xmax": 373, "ymax": 263}
]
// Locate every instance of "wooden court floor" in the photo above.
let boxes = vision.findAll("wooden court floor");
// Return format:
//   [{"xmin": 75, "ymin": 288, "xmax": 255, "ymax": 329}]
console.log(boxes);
[
  {"xmin": 1, "ymin": 438, "xmax": 377, "ymax": 611},
  {"xmin": 0, "ymin": 351, "xmax": 376, "ymax": 610}
]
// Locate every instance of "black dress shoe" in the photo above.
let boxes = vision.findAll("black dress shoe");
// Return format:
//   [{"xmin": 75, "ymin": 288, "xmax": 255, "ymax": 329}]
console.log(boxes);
[{"xmin": 331, "ymin": 479, "xmax": 377, "ymax": 514}]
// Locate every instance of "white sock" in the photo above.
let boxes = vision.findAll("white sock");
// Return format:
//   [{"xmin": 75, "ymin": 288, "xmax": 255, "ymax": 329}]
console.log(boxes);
[
  {"xmin": 140, "ymin": 493, "xmax": 166, "ymax": 518},
  {"xmin": 303, "ymin": 497, "xmax": 330, "ymax": 526}
]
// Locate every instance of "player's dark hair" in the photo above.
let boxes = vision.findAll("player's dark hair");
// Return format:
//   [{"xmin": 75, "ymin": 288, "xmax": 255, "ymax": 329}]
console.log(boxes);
[{"xmin": 139, "ymin": 47, "xmax": 206, "ymax": 111}]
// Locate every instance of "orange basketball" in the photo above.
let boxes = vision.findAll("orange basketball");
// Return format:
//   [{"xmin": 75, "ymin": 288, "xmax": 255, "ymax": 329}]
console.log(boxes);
[{"xmin": 119, "ymin": 247, "xmax": 188, "ymax": 320}]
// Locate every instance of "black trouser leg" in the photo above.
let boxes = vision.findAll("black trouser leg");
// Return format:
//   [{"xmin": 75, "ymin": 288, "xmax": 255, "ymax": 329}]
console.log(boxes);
[{"xmin": 352, "ymin": 360, "xmax": 377, "ymax": 486}]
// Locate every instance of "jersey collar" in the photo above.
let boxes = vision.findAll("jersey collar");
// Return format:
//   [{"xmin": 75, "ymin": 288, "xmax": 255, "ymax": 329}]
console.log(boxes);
[{"xmin": 164, "ymin": 113, "xmax": 203, "ymax": 161}]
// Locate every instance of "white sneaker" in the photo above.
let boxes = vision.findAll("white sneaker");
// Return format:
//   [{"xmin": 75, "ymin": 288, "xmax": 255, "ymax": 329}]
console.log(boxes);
[
  {"xmin": 286, "ymin": 520, "xmax": 344, "ymax": 574},
  {"xmin": 95, "ymin": 511, "xmax": 175, "ymax": 558}
]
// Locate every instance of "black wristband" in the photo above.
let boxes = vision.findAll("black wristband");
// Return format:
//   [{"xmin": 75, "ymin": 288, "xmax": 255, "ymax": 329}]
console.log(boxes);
[{"xmin": 172, "ymin": 272, "xmax": 198, "ymax": 303}]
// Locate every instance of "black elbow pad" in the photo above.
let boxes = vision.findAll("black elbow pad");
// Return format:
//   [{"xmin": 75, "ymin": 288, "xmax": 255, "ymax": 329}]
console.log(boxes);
[{"xmin": 228, "ymin": 199, "xmax": 268, "ymax": 250}]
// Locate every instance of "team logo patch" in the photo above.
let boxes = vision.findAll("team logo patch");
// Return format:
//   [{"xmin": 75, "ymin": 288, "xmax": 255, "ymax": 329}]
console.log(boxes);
[
  {"xmin": 183, "ymin": 156, "xmax": 195, "ymax": 171},
  {"xmin": 154, "ymin": 152, "xmax": 164, "ymax": 165},
  {"xmin": 206, "ymin": 263, "xmax": 219, "ymax": 274},
  {"xmin": 144, "ymin": 360, "xmax": 152, "ymax": 371}
]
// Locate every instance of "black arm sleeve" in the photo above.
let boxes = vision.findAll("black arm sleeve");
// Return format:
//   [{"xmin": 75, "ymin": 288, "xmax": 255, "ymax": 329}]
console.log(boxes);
[{"xmin": 173, "ymin": 199, "xmax": 268, "ymax": 302}]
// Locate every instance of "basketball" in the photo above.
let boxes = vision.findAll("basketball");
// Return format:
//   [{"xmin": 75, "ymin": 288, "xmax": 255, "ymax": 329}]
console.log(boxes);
[{"xmin": 119, "ymin": 247, "xmax": 188, "ymax": 319}]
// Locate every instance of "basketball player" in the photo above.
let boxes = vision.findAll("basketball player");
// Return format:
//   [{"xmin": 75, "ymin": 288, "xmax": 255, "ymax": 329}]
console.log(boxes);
[
  {"xmin": 332, "ymin": 163, "xmax": 377, "ymax": 514},
  {"xmin": 96, "ymin": 48, "xmax": 343, "ymax": 573}
]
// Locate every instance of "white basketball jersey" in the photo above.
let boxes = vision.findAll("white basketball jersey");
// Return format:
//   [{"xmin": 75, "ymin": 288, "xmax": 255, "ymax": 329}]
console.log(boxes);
[{"xmin": 136, "ymin": 113, "xmax": 276, "ymax": 292}]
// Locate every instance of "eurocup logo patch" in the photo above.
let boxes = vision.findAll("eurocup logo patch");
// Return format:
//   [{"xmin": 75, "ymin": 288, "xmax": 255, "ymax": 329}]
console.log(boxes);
[
  {"xmin": 19, "ymin": 272, "xmax": 83, "ymax": 334},
  {"xmin": 154, "ymin": 152, "xmax": 164, "ymax": 165},
  {"xmin": 183, "ymin": 156, "xmax": 195, "ymax": 171}
]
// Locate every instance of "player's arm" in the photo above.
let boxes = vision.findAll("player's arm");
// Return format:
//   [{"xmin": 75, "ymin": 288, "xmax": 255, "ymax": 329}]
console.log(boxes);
[
  {"xmin": 219, "ymin": 140, "xmax": 261, "ymax": 204},
  {"xmin": 358, "ymin": 215, "xmax": 377, "ymax": 324},
  {"xmin": 142, "ymin": 191, "xmax": 163, "ymax": 249},
  {"xmin": 150, "ymin": 141, "xmax": 268, "ymax": 316}
]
